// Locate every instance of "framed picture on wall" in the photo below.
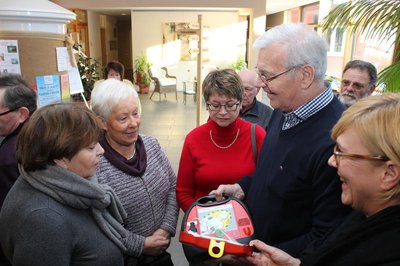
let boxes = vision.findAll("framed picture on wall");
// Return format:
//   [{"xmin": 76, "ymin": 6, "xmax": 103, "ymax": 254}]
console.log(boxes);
[{"xmin": 162, "ymin": 22, "xmax": 205, "ymax": 61}]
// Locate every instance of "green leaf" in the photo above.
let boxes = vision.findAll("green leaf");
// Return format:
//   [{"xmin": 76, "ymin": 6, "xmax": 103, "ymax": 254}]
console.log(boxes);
[
  {"xmin": 378, "ymin": 60, "xmax": 400, "ymax": 92},
  {"xmin": 322, "ymin": 0, "xmax": 400, "ymax": 93}
]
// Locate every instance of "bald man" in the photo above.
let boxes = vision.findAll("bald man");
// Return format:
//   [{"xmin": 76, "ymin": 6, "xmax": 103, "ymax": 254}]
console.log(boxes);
[{"xmin": 239, "ymin": 70, "xmax": 273, "ymax": 130}]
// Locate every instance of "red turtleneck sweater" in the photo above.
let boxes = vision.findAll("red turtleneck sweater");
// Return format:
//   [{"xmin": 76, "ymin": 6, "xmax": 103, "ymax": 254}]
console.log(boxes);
[{"xmin": 176, "ymin": 118, "xmax": 266, "ymax": 212}]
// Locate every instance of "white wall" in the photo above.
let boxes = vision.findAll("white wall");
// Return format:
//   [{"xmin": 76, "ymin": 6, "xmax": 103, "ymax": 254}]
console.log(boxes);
[
  {"xmin": 87, "ymin": 11, "xmax": 101, "ymax": 61},
  {"xmin": 106, "ymin": 16, "xmax": 119, "ymax": 62},
  {"xmin": 131, "ymin": 11, "xmax": 247, "ymax": 90}
]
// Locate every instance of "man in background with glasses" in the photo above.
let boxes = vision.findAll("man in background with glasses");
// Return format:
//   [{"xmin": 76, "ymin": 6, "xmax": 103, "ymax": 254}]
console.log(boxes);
[
  {"xmin": 0, "ymin": 74, "xmax": 37, "ymax": 210},
  {"xmin": 238, "ymin": 70, "xmax": 273, "ymax": 131},
  {"xmin": 338, "ymin": 59, "xmax": 377, "ymax": 108},
  {"xmin": 212, "ymin": 23, "xmax": 349, "ymax": 259}
]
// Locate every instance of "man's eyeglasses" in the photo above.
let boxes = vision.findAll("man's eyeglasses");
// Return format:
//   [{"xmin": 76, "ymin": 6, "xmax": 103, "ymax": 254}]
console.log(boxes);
[
  {"xmin": 341, "ymin": 80, "xmax": 370, "ymax": 90},
  {"xmin": 0, "ymin": 107, "xmax": 20, "ymax": 117},
  {"xmin": 207, "ymin": 102, "xmax": 240, "ymax": 112},
  {"xmin": 255, "ymin": 67, "xmax": 295, "ymax": 86},
  {"xmin": 333, "ymin": 145, "xmax": 389, "ymax": 166}
]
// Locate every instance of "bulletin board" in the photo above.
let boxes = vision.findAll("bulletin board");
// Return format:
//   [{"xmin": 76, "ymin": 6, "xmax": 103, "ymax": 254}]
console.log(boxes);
[{"xmin": 0, "ymin": 31, "xmax": 68, "ymax": 87}]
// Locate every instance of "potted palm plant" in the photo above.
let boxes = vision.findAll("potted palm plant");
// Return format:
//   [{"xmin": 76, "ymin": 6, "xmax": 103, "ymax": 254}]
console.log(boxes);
[{"xmin": 134, "ymin": 54, "xmax": 152, "ymax": 94}]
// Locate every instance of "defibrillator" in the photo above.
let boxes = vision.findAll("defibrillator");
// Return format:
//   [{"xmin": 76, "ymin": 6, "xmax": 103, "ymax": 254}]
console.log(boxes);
[{"xmin": 179, "ymin": 195, "xmax": 255, "ymax": 263}]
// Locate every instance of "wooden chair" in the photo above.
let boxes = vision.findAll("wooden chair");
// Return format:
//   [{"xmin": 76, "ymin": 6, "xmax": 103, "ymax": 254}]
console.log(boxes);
[{"xmin": 149, "ymin": 67, "xmax": 178, "ymax": 101}]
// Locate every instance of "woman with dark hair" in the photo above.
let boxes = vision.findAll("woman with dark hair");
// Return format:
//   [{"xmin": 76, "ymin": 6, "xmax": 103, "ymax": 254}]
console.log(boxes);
[
  {"xmin": 95, "ymin": 61, "xmax": 135, "ymax": 89},
  {"xmin": 104, "ymin": 61, "xmax": 125, "ymax": 80},
  {"xmin": 0, "ymin": 103, "xmax": 131, "ymax": 265}
]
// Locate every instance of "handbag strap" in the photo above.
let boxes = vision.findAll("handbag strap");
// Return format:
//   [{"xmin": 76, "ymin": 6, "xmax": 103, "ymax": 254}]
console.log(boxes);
[{"xmin": 251, "ymin": 123, "xmax": 257, "ymax": 163}]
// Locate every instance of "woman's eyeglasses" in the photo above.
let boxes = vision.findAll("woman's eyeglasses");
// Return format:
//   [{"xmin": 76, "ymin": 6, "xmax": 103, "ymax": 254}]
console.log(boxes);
[
  {"xmin": 333, "ymin": 145, "xmax": 389, "ymax": 166},
  {"xmin": 206, "ymin": 102, "xmax": 240, "ymax": 112}
]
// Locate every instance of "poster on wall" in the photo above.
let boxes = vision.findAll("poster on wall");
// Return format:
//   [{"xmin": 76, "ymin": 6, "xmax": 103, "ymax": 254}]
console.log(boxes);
[
  {"xmin": 36, "ymin": 75, "xmax": 61, "ymax": 107},
  {"xmin": 60, "ymin": 74, "xmax": 71, "ymax": 103},
  {"xmin": 55, "ymin": 46, "xmax": 84, "ymax": 95},
  {"xmin": 0, "ymin": 40, "xmax": 21, "ymax": 74},
  {"xmin": 162, "ymin": 22, "xmax": 201, "ymax": 61},
  {"xmin": 56, "ymin": 47, "xmax": 72, "ymax": 72},
  {"xmin": 68, "ymin": 67, "xmax": 84, "ymax": 95}
]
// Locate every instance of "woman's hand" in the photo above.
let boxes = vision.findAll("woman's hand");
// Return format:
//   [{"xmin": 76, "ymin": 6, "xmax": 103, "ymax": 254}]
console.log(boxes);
[
  {"xmin": 245, "ymin": 240, "xmax": 301, "ymax": 266},
  {"xmin": 152, "ymin": 228, "xmax": 170, "ymax": 239},
  {"xmin": 143, "ymin": 234, "xmax": 170, "ymax": 256}
]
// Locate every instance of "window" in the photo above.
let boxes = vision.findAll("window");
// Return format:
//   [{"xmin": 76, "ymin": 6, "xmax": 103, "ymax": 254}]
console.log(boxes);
[
  {"xmin": 326, "ymin": 28, "xmax": 346, "ymax": 55},
  {"xmin": 301, "ymin": 4, "xmax": 319, "ymax": 25},
  {"xmin": 288, "ymin": 8, "xmax": 300, "ymax": 23}
]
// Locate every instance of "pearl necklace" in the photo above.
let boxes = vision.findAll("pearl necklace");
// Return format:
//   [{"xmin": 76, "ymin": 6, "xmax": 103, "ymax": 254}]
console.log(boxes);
[
  {"xmin": 209, "ymin": 128, "xmax": 240, "ymax": 149},
  {"xmin": 126, "ymin": 149, "xmax": 136, "ymax": 160}
]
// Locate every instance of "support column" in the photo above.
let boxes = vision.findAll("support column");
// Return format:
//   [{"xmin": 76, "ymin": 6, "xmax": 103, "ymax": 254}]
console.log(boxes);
[{"xmin": 0, "ymin": 0, "xmax": 75, "ymax": 86}]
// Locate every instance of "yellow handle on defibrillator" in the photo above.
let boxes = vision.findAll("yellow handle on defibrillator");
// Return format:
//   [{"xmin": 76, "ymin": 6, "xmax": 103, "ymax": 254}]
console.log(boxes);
[{"xmin": 208, "ymin": 239, "xmax": 225, "ymax": 258}]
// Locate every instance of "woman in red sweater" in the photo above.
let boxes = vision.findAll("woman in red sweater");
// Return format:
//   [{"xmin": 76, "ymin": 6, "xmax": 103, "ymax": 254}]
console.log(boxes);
[{"xmin": 176, "ymin": 69, "xmax": 266, "ymax": 212}]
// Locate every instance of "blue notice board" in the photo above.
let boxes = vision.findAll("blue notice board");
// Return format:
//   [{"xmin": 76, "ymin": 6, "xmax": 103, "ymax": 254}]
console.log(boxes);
[{"xmin": 36, "ymin": 75, "xmax": 61, "ymax": 107}]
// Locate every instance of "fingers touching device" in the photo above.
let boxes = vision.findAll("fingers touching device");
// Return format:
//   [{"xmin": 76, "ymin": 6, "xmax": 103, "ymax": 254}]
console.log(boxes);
[{"xmin": 179, "ymin": 195, "xmax": 255, "ymax": 263}]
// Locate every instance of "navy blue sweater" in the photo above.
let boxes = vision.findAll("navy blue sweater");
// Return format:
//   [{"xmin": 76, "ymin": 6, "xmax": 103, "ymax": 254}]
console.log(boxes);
[{"xmin": 239, "ymin": 97, "xmax": 350, "ymax": 257}]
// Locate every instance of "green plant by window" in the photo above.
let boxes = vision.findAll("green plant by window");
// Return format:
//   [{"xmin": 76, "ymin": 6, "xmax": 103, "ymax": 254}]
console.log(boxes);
[
  {"xmin": 231, "ymin": 55, "xmax": 247, "ymax": 72},
  {"xmin": 134, "ymin": 54, "xmax": 152, "ymax": 87}
]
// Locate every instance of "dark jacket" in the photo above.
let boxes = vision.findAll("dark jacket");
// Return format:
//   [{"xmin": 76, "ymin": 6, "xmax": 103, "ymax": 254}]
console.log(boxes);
[
  {"xmin": 239, "ymin": 97, "xmax": 350, "ymax": 257},
  {"xmin": 0, "ymin": 123, "xmax": 23, "ymax": 210},
  {"xmin": 301, "ymin": 206, "xmax": 400, "ymax": 265},
  {"xmin": 240, "ymin": 99, "xmax": 273, "ymax": 130}
]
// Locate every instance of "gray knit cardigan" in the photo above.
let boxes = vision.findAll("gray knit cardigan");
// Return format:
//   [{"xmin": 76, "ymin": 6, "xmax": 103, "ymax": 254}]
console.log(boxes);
[{"xmin": 97, "ymin": 135, "xmax": 179, "ymax": 258}]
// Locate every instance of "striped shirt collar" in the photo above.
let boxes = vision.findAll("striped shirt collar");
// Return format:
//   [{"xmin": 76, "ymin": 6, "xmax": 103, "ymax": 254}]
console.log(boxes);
[{"xmin": 282, "ymin": 88, "xmax": 334, "ymax": 130}]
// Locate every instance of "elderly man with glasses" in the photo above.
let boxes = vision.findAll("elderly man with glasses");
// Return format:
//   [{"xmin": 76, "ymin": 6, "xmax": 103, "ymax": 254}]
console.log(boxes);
[
  {"xmin": 0, "ymin": 74, "xmax": 37, "ymax": 210},
  {"xmin": 338, "ymin": 59, "xmax": 377, "ymax": 108},
  {"xmin": 212, "ymin": 23, "xmax": 350, "ymax": 259}
]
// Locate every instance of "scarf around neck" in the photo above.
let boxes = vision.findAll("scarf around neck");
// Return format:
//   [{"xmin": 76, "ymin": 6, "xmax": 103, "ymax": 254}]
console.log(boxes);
[
  {"xmin": 19, "ymin": 164, "xmax": 129, "ymax": 252},
  {"xmin": 100, "ymin": 135, "xmax": 147, "ymax": 176}
]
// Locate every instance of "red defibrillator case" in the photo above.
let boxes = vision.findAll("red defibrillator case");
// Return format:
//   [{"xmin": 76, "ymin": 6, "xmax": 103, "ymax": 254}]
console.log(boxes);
[{"xmin": 179, "ymin": 195, "xmax": 255, "ymax": 263}]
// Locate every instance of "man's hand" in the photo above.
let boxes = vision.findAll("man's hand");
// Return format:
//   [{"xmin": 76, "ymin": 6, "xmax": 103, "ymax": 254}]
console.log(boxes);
[
  {"xmin": 244, "ymin": 240, "xmax": 301, "ymax": 266},
  {"xmin": 209, "ymin": 183, "xmax": 245, "ymax": 201}
]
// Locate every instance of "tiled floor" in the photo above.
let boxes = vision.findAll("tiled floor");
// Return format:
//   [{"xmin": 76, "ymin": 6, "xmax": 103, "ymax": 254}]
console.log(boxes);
[{"xmin": 139, "ymin": 91, "xmax": 208, "ymax": 266}]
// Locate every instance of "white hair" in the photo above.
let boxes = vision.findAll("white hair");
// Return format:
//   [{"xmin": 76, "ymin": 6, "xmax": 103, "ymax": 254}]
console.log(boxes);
[
  {"xmin": 90, "ymin": 78, "xmax": 141, "ymax": 120},
  {"xmin": 254, "ymin": 23, "xmax": 328, "ymax": 81}
]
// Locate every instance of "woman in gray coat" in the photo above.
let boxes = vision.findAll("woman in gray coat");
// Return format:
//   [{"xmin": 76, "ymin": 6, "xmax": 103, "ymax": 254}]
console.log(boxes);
[{"xmin": 0, "ymin": 103, "xmax": 134, "ymax": 265}]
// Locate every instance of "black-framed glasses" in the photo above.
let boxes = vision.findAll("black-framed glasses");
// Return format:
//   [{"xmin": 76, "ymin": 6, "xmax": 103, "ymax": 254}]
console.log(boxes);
[
  {"xmin": 0, "ymin": 107, "xmax": 20, "ymax": 117},
  {"xmin": 255, "ymin": 67, "xmax": 295, "ymax": 86},
  {"xmin": 206, "ymin": 102, "xmax": 240, "ymax": 112},
  {"xmin": 333, "ymin": 145, "xmax": 389, "ymax": 166}
]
